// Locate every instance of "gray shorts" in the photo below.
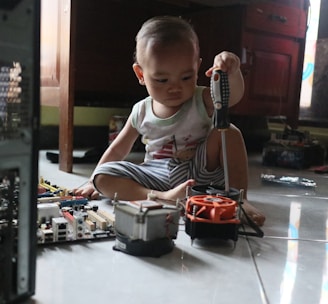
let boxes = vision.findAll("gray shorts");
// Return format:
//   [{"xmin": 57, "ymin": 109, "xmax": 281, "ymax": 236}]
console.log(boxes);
[{"xmin": 93, "ymin": 140, "xmax": 224, "ymax": 192}]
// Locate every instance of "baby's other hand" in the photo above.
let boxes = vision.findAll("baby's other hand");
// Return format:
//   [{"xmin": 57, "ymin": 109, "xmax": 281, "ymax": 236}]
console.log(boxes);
[
  {"xmin": 73, "ymin": 181, "xmax": 100, "ymax": 200},
  {"xmin": 205, "ymin": 51, "xmax": 240, "ymax": 77}
]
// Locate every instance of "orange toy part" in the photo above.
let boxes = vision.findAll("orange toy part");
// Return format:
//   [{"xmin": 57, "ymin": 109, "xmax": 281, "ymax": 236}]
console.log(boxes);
[{"xmin": 186, "ymin": 195, "xmax": 240, "ymax": 224}]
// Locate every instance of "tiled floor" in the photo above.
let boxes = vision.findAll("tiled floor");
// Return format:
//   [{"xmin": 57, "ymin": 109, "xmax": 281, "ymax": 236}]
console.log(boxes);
[{"xmin": 32, "ymin": 151, "xmax": 328, "ymax": 304}]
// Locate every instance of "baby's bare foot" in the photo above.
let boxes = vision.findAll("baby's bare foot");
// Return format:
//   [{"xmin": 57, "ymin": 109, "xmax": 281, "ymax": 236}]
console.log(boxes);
[
  {"xmin": 158, "ymin": 179, "xmax": 195, "ymax": 202},
  {"xmin": 241, "ymin": 200, "xmax": 266, "ymax": 227}
]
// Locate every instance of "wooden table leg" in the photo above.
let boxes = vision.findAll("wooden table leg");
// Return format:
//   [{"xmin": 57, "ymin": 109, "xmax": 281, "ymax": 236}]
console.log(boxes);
[{"xmin": 58, "ymin": 0, "xmax": 76, "ymax": 172}]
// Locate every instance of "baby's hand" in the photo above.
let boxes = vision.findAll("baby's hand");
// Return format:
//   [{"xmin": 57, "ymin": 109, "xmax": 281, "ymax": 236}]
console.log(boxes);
[
  {"xmin": 73, "ymin": 181, "xmax": 100, "ymax": 200},
  {"xmin": 205, "ymin": 51, "xmax": 240, "ymax": 77}
]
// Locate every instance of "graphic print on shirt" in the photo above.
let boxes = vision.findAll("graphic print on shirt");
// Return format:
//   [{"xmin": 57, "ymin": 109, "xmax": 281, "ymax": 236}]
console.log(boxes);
[{"xmin": 152, "ymin": 134, "xmax": 199, "ymax": 161}]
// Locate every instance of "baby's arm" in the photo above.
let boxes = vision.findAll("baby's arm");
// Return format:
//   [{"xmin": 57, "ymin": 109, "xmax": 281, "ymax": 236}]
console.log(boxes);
[
  {"xmin": 96, "ymin": 115, "xmax": 139, "ymax": 165},
  {"xmin": 204, "ymin": 51, "xmax": 244, "ymax": 110},
  {"xmin": 73, "ymin": 115, "xmax": 140, "ymax": 199}
]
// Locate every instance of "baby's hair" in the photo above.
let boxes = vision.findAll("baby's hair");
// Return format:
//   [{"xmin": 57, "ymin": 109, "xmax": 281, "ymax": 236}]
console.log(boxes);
[{"xmin": 134, "ymin": 15, "xmax": 199, "ymax": 64}]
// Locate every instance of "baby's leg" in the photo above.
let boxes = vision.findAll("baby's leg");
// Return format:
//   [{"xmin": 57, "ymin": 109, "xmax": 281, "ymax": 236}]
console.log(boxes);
[
  {"xmin": 242, "ymin": 199, "xmax": 266, "ymax": 227},
  {"xmin": 94, "ymin": 174, "xmax": 194, "ymax": 202},
  {"xmin": 206, "ymin": 124, "xmax": 266, "ymax": 226}
]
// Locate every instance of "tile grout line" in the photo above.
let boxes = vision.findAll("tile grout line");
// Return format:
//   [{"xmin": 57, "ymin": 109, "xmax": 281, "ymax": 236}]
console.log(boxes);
[
  {"xmin": 245, "ymin": 235, "xmax": 270, "ymax": 304},
  {"xmin": 264, "ymin": 235, "xmax": 328, "ymax": 243}
]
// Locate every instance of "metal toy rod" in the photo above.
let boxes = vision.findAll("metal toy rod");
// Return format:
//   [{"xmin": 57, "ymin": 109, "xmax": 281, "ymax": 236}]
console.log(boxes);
[
  {"xmin": 210, "ymin": 70, "xmax": 230, "ymax": 195},
  {"xmin": 221, "ymin": 130, "xmax": 230, "ymax": 193}
]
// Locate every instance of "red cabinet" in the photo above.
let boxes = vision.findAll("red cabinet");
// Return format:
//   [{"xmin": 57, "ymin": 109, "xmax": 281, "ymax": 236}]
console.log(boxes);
[
  {"xmin": 237, "ymin": 31, "xmax": 301, "ymax": 121},
  {"xmin": 188, "ymin": 1, "xmax": 308, "ymax": 127}
]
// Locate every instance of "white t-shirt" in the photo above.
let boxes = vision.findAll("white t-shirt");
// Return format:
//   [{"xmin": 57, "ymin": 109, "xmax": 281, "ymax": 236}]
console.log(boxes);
[{"xmin": 131, "ymin": 86, "xmax": 212, "ymax": 162}]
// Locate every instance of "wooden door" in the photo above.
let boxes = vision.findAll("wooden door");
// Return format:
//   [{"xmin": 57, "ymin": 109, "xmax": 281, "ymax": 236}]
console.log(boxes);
[{"xmin": 231, "ymin": 31, "xmax": 301, "ymax": 126}]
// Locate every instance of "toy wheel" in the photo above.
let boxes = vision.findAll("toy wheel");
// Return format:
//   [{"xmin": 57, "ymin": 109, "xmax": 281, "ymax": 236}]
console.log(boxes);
[{"xmin": 186, "ymin": 195, "xmax": 237, "ymax": 221}]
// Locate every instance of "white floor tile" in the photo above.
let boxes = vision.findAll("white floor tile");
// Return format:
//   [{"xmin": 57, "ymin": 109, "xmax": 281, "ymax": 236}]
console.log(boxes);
[{"xmin": 32, "ymin": 151, "xmax": 328, "ymax": 304}]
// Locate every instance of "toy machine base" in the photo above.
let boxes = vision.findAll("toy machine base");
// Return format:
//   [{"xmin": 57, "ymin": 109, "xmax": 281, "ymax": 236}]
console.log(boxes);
[
  {"xmin": 185, "ymin": 185, "xmax": 264, "ymax": 241},
  {"xmin": 113, "ymin": 200, "xmax": 181, "ymax": 257},
  {"xmin": 185, "ymin": 185, "xmax": 241, "ymax": 242},
  {"xmin": 113, "ymin": 231, "xmax": 175, "ymax": 257},
  {"xmin": 185, "ymin": 218, "xmax": 239, "ymax": 241}
]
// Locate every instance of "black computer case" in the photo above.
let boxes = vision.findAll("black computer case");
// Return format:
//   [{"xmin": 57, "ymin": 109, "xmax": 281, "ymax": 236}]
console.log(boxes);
[{"xmin": 0, "ymin": 0, "xmax": 40, "ymax": 303}]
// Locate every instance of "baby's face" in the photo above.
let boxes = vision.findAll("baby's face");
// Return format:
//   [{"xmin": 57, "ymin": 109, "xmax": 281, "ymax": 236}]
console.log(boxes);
[{"xmin": 138, "ymin": 40, "xmax": 201, "ymax": 109}]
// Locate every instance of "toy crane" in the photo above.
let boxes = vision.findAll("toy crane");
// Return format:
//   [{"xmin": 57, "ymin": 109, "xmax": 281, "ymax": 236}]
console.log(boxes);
[{"xmin": 185, "ymin": 70, "xmax": 264, "ymax": 242}]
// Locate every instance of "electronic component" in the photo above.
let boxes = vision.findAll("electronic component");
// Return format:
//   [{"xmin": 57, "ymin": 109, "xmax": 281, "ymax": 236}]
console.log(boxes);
[
  {"xmin": 0, "ymin": 0, "xmax": 40, "ymax": 302},
  {"xmin": 37, "ymin": 202, "xmax": 115, "ymax": 245},
  {"xmin": 36, "ymin": 178, "xmax": 115, "ymax": 244},
  {"xmin": 51, "ymin": 217, "xmax": 68, "ymax": 242},
  {"xmin": 37, "ymin": 202, "xmax": 60, "ymax": 224}
]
